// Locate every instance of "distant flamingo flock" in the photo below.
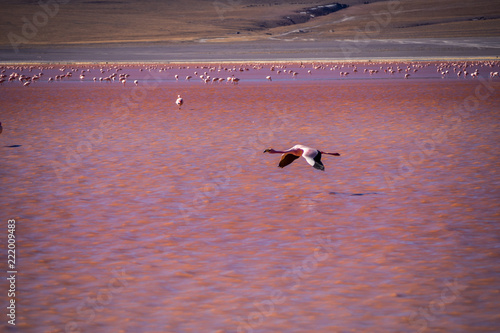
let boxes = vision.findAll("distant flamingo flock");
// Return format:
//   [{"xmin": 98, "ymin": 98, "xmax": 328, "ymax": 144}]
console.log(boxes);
[{"xmin": 0, "ymin": 61, "xmax": 499, "ymax": 89}]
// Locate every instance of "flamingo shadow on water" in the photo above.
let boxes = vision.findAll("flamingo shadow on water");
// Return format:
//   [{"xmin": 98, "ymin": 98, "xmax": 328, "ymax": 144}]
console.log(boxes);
[
  {"xmin": 329, "ymin": 192, "xmax": 380, "ymax": 196},
  {"xmin": 1, "ymin": 122, "xmax": 22, "ymax": 147}
]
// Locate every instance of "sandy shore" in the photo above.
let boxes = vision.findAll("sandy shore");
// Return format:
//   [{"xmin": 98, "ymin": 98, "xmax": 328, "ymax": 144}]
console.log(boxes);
[{"xmin": 1, "ymin": 38, "xmax": 500, "ymax": 63}]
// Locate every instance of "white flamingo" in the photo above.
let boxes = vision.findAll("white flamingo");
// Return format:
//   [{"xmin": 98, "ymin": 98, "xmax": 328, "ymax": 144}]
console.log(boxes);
[
  {"xmin": 176, "ymin": 95, "xmax": 183, "ymax": 109},
  {"xmin": 263, "ymin": 145, "xmax": 340, "ymax": 171}
]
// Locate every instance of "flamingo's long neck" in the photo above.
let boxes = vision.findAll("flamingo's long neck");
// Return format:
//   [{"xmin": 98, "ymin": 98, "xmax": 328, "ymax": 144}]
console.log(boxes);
[
  {"xmin": 269, "ymin": 148, "xmax": 298, "ymax": 154},
  {"xmin": 267, "ymin": 149, "xmax": 286, "ymax": 154}
]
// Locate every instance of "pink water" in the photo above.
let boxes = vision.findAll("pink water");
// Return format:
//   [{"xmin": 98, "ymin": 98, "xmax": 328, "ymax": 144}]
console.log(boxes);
[{"xmin": 1, "ymin": 62, "xmax": 500, "ymax": 332}]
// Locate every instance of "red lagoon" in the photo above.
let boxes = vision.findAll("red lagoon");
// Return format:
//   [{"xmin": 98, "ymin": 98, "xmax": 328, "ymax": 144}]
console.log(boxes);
[{"xmin": 1, "ymin": 61, "xmax": 499, "ymax": 332}]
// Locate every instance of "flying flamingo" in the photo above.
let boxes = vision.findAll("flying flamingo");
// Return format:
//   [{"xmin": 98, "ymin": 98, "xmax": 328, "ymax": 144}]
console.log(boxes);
[
  {"xmin": 263, "ymin": 145, "xmax": 340, "ymax": 171},
  {"xmin": 176, "ymin": 95, "xmax": 183, "ymax": 109}
]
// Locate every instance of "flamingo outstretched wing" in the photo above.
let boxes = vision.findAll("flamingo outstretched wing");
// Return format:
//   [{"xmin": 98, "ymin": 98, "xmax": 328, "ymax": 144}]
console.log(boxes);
[
  {"xmin": 302, "ymin": 150, "xmax": 325, "ymax": 170},
  {"xmin": 279, "ymin": 153, "xmax": 300, "ymax": 168}
]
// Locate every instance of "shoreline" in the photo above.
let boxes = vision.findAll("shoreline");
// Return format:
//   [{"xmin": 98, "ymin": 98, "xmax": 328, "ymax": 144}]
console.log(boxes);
[
  {"xmin": 1, "ymin": 37, "xmax": 499, "ymax": 65},
  {"xmin": 1, "ymin": 56, "xmax": 499, "ymax": 66}
]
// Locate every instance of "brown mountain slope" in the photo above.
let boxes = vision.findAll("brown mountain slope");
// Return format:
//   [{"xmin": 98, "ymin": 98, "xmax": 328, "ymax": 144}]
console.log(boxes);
[{"xmin": 1, "ymin": 0, "xmax": 499, "ymax": 47}]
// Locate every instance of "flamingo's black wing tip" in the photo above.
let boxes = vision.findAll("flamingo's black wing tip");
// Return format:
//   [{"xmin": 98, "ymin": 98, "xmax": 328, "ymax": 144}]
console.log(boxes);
[{"xmin": 313, "ymin": 162, "xmax": 325, "ymax": 171}]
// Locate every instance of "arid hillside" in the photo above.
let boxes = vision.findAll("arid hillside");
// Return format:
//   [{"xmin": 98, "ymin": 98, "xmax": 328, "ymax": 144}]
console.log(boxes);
[{"xmin": 1, "ymin": 0, "xmax": 499, "ymax": 47}]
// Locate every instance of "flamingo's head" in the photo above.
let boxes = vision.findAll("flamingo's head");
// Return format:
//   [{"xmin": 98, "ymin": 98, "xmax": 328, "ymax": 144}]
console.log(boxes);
[{"xmin": 263, "ymin": 148, "xmax": 272, "ymax": 153}]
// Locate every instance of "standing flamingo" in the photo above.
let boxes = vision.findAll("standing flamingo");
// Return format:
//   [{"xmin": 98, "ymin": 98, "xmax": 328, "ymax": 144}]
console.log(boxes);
[
  {"xmin": 0, "ymin": 122, "xmax": 2, "ymax": 134},
  {"xmin": 263, "ymin": 145, "xmax": 340, "ymax": 171},
  {"xmin": 176, "ymin": 95, "xmax": 183, "ymax": 109}
]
